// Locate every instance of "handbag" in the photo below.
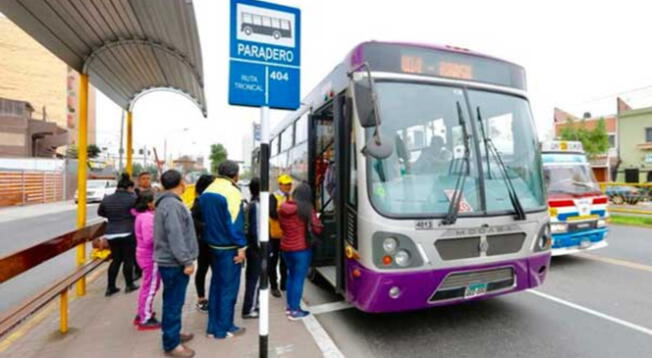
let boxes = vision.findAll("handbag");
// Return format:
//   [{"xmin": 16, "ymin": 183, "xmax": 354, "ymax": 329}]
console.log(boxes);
[{"xmin": 305, "ymin": 220, "xmax": 321, "ymax": 247}]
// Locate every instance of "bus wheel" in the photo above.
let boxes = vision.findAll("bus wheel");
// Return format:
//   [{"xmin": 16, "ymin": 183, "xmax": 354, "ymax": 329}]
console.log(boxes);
[
  {"xmin": 273, "ymin": 31, "xmax": 281, "ymax": 39},
  {"xmin": 243, "ymin": 26, "xmax": 252, "ymax": 35}
]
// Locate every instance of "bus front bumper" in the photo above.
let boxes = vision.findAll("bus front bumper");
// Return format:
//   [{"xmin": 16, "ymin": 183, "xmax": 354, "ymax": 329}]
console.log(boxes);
[
  {"xmin": 551, "ymin": 228, "xmax": 608, "ymax": 256},
  {"xmin": 344, "ymin": 253, "xmax": 551, "ymax": 313}
]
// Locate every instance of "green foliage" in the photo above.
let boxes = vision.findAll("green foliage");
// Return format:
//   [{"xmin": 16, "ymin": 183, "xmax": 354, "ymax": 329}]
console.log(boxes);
[
  {"xmin": 559, "ymin": 118, "xmax": 609, "ymax": 158},
  {"xmin": 210, "ymin": 143, "xmax": 228, "ymax": 174},
  {"xmin": 87, "ymin": 144, "xmax": 101, "ymax": 159},
  {"xmin": 65, "ymin": 144, "xmax": 102, "ymax": 159}
]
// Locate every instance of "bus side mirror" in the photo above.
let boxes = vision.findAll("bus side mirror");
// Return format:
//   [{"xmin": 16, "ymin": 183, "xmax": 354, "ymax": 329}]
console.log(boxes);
[
  {"xmin": 363, "ymin": 133, "xmax": 393, "ymax": 159},
  {"xmin": 353, "ymin": 80, "xmax": 379, "ymax": 128}
]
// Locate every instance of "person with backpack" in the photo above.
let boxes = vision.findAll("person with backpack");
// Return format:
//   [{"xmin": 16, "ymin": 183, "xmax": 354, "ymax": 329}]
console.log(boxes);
[
  {"xmin": 132, "ymin": 191, "xmax": 161, "ymax": 330},
  {"xmin": 242, "ymin": 177, "xmax": 261, "ymax": 319},
  {"xmin": 278, "ymin": 182, "xmax": 323, "ymax": 320}
]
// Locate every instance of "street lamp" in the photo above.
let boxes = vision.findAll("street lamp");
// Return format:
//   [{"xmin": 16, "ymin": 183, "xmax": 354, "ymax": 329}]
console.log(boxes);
[{"xmin": 164, "ymin": 127, "xmax": 189, "ymax": 167}]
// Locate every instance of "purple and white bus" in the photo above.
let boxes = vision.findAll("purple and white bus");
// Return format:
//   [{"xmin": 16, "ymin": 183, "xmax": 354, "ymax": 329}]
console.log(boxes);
[{"xmin": 263, "ymin": 41, "xmax": 551, "ymax": 313}]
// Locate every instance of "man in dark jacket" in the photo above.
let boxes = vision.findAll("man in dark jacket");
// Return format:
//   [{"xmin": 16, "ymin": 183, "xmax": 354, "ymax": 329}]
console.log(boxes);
[
  {"xmin": 242, "ymin": 177, "xmax": 261, "ymax": 319},
  {"xmin": 154, "ymin": 170, "xmax": 198, "ymax": 358}
]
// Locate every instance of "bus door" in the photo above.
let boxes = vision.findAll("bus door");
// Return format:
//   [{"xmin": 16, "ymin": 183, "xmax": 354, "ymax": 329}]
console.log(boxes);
[{"xmin": 307, "ymin": 95, "xmax": 353, "ymax": 293}]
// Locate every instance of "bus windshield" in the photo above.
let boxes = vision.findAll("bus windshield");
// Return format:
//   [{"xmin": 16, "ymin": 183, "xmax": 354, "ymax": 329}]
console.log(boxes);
[
  {"xmin": 543, "ymin": 163, "xmax": 600, "ymax": 194},
  {"xmin": 367, "ymin": 81, "xmax": 545, "ymax": 218}
]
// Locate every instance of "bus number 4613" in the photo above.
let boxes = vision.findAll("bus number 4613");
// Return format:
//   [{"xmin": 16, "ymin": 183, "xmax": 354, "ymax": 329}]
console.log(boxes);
[{"xmin": 270, "ymin": 71, "xmax": 289, "ymax": 81}]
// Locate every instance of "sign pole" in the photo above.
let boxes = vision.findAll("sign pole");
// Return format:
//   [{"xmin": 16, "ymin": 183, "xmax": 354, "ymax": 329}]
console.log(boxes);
[{"xmin": 258, "ymin": 105, "xmax": 271, "ymax": 358}]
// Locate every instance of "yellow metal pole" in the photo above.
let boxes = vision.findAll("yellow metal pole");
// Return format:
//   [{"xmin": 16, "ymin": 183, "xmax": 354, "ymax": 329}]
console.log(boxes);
[
  {"xmin": 59, "ymin": 290, "xmax": 68, "ymax": 334},
  {"xmin": 126, "ymin": 111, "xmax": 133, "ymax": 176},
  {"xmin": 75, "ymin": 73, "xmax": 89, "ymax": 297}
]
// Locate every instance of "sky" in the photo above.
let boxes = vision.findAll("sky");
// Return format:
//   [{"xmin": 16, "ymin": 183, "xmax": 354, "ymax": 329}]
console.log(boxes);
[{"xmin": 96, "ymin": 0, "xmax": 652, "ymax": 164}]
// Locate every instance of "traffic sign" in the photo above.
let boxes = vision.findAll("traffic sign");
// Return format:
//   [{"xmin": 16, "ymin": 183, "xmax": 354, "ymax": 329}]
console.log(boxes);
[{"xmin": 229, "ymin": 0, "xmax": 301, "ymax": 110}]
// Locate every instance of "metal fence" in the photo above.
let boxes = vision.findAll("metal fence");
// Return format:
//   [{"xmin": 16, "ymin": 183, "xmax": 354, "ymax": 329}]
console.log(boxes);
[{"xmin": 0, "ymin": 170, "xmax": 64, "ymax": 207}]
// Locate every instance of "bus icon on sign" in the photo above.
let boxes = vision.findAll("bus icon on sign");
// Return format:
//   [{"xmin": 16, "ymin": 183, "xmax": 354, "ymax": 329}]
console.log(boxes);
[
  {"xmin": 235, "ymin": 3, "xmax": 296, "ymax": 47},
  {"xmin": 241, "ymin": 12, "xmax": 292, "ymax": 40}
]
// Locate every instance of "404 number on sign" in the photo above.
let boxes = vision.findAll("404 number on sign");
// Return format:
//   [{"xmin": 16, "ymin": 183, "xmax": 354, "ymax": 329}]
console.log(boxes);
[{"xmin": 270, "ymin": 70, "xmax": 289, "ymax": 81}]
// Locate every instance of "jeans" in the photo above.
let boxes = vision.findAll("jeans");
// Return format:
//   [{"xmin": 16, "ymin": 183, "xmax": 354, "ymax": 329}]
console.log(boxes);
[
  {"xmin": 207, "ymin": 249, "xmax": 242, "ymax": 338},
  {"xmin": 242, "ymin": 247, "xmax": 261, "ymax": 315},
  {"xmin": 107, "ymin": 235, "xmax": 135, "ymax": 290},
  {"xmin": 159, "ymin": 266, "xmax": 190, "ymax": 352},
  {"xmin": 282, "ymin": 249, "xmax": 312, "ymax": 311},
  {"xmin": 269, "ymin": 239, "xmax": 287, "ymax": 290}
]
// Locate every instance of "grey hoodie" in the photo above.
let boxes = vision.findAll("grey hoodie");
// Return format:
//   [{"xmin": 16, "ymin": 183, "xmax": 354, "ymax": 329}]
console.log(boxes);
[{"xmin": 154, "ymin": 191, "xmax": 198, "ymax": 267}]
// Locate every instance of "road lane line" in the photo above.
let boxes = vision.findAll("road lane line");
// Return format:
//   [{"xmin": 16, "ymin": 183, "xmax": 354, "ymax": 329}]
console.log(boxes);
[
  {"xmin": 301, "ymin": 300, "xmax": 346, "ymax": 358},
  {"xmin": 528, "ymin": 290, "xmax": 652, "ymax": 337},
  {"xmin": 576, "ymin": 253, "xmax": 652, "ymax": 273},
  {"xmin": 309, "ymin": 301, "xmax": 353, "ymax": 315}
]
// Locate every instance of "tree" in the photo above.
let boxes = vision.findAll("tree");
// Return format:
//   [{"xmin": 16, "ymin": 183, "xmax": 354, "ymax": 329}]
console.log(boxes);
[
  {"xmin": 559, "ymin": 118, "xmax": 609, "ymax": 159},
  {"xmin": 87, "ymin": 144, "xmax": 101, "ymax": 159},
  {"xmin": 210, "ymin": 143, "xmax": 228, "ymax": 174},
  {"xmin": 65, "ymin": 144, "xmax": 102, "ymax": 159}
]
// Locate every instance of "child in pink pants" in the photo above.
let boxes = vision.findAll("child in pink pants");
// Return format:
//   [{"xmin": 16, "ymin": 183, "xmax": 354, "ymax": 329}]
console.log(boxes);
[{"xmin": 132, "ymin": 192, "xmax": 161, "ymax": 330}]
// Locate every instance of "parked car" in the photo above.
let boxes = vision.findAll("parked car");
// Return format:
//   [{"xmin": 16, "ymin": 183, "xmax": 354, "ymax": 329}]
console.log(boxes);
[
  {"xmin": 605, "ymin": 185, "xmax": 641, "ymax": 205},
  {"xmin": 74, "ymin": 179, "xmax": 117, "ymax": 203}
]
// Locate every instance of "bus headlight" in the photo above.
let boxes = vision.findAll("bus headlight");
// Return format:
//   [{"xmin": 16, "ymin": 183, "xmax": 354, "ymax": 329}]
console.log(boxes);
[
  {"xmin": 550, "ymin": 222, "xmax": 567, "ymax": 234},
  {"xmin": 597, "ymin": 219, "xmax": 607, "ymax": 227},
  {"xmin": 536, "ymin": 223, "xmax": 552, "ymax": 251},
  {"xmin": 394, "ymin": 250, "xmax": 411, "ymax": 267},
  {"xmin": 382, "ymin": 237, "xmax": 398, "ymax": 253}
]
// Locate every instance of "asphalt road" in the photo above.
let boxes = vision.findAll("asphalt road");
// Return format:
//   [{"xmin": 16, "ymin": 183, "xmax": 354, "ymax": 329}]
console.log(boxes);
[
  {"xmin": 303, "ymin": 224, "xmax": 652, "ymax": 358},
  {"xmin": 0, "ymin": 204, "xmax": 100, "ymax": 313}
]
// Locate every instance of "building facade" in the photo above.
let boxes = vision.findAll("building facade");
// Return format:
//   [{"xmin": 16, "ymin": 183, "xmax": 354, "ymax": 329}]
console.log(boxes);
[
  {"xmin": 0, "ymin": 15, "xmax": 96, "ymax": 157},
  {"xmin": 617, "ymin": 106, "xmax": 652, "ymax": 183}
]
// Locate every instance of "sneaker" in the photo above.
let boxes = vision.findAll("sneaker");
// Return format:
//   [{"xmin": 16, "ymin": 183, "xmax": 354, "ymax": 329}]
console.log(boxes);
[
  {"xmin": 165, "ymin": 345, "xmax": 195, "ymax": 358},
  {"xmin": 229, "ymin": 326, "xmax": 246, "ymax": 336},
  {"xmin": 105, "ymin": 287, "xmax": 120, "ymax": 297},
  {"xmin": 196, "ymin": 300, "xmax": 208, "ymax": 312},
  {"xmin": 180, "ymin": 332, "xmax": 194, "ymax": 343},
  {"xmin": 288, "ymin": 310, "xmax": 310, "ymax": 321},
  {"xmin": 138, "ymin": 317, "xmax": 161, "ymax": 331},
  {"xmin": 242, "ymin": 311, "xmax": 259, "ymax": 319},
  {"xmin": 271, "ymin": 288, "xmax": 282, "ymax": 298},
  {"xmin": 285, "ymin": 307, "xmax": 291, "ymax": 315},
  {"xmin": 125, "ymin": 284, "xmax": 139, "ymax": 293},
  {"xmin": 132, "ymin": 315, "xmax": 140, "ymax": 326}
]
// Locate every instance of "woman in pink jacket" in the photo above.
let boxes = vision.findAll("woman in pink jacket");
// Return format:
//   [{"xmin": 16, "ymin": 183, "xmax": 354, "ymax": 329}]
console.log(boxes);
[{"xmin": 132, "ymin": 192, "xmax": 161, "ymax": 330}]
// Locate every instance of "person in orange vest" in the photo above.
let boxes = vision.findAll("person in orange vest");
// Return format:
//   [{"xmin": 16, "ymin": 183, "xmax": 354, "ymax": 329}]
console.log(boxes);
[{"xmin": 269, "ymin": 174, "xmax": 292, "ymax": 298}]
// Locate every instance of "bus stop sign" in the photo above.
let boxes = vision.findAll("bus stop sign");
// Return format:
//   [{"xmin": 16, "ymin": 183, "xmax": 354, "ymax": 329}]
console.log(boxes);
[{"xmin": 229, "ymin": 0, "xmax": 301, "ymax": 110}]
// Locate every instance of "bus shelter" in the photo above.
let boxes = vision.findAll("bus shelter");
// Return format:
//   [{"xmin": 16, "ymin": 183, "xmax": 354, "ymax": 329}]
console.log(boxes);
[{"xmin": 0, "ymin": 0, "xmax": 206, "ymax": 333}]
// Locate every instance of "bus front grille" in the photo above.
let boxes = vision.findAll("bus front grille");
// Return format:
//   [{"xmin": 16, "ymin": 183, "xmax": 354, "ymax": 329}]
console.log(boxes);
[{"xmin": 429, "ymin": 267, "xmax": 515, "ymax": 303}]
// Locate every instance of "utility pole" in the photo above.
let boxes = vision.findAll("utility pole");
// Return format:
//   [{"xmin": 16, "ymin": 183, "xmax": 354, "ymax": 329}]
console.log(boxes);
[{"xmin": 118, "ymin": 110, "xmax": 125, "ymax": 172}]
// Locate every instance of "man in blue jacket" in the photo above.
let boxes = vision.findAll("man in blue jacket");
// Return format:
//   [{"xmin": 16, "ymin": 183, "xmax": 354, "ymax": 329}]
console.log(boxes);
[{"xmin": 200, "ymin": 160, "xmax": 247, "ymax": 339}]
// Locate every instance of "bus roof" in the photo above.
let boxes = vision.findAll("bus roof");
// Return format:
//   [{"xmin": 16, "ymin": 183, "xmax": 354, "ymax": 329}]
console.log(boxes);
[{"xmin": 271, "ymin": 41, "xmax": 527, "ymax": 138}]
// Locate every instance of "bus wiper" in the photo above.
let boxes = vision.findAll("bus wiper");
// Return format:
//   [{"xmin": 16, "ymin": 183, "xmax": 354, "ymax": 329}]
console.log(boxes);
[
  {"xmin": 476, "ymin": 107, "xmax": 526, "ymax": 221},
  {"xmin": 442, "ymin": 102, "xmax": 471, "ymax": 225}
]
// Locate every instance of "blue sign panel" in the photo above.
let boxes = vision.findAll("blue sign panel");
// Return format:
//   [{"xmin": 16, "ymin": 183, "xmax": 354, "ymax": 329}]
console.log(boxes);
[{"xmin": 229, "ymin": 0, "xmax": 301, "ymax": 110}]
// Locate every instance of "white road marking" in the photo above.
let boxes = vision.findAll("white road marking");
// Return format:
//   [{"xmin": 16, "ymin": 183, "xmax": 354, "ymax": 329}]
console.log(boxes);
[
  {"xmin": 528, "ymin": 290, "xmax": 652, "ymax": 337},
  {"xmin": 302, "ymin": 300, "xmax": 346, "ymax": 358},
  {"xmin": 308, "ymin": 301, "xmax": 354, "ymax": 315},
  {"xmin": 577, "ymin": 253, "xmax": 652, "ymax": 273}
]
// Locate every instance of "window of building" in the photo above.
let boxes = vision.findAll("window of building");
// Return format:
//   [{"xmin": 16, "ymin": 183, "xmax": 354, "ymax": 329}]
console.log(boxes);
[
  {"xmin": 646, "ymin": 128, "xmax": 652, "ymax": 142},
  {"xmin": 608, "ymin": 134, "xmax": 616, "ymax": 148}
]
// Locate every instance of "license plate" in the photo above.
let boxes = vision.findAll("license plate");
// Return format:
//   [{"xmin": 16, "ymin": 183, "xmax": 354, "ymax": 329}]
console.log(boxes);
[
  {"xmin": 579, "ymin": 240, "xmax": 592, "ymax": 249},
  {"xmin": 464, "ymin": 282, "xmax": 488, "ymax": 299}
]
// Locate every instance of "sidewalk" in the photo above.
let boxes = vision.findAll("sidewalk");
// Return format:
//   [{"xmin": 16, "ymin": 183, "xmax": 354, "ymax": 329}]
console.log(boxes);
[
  {"xmin": 0, "ymin": 264, "xmax": 326, "ymax": 358},
  {"xmin": 0, "ymin": 201, "xmax": 89, "ymax": 224},
  {"xmin": 609, "ymin": 202, "xmax": 652, "ymax": 216}
]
